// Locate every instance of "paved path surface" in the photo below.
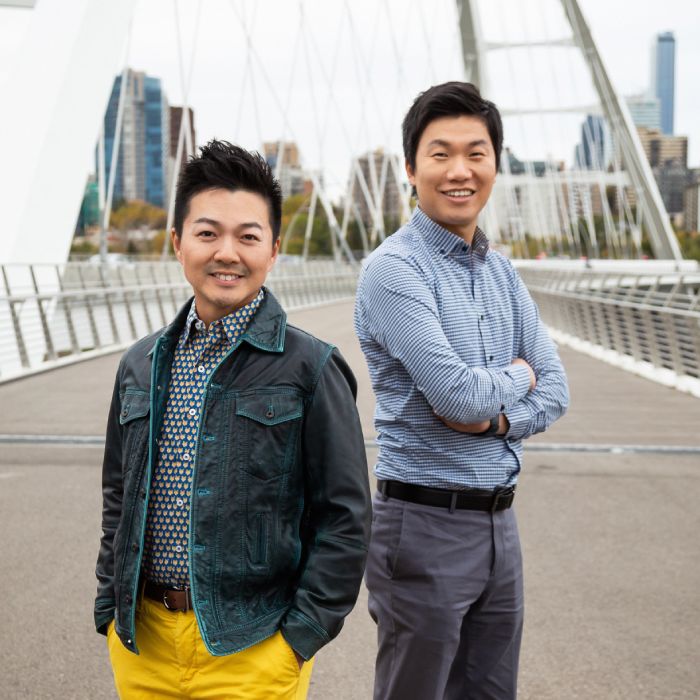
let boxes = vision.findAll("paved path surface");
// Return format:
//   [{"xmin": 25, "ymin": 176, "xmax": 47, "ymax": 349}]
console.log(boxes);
[{"xmin": 1, "ymin": 300, "xmax": 699, "ymax": 699}]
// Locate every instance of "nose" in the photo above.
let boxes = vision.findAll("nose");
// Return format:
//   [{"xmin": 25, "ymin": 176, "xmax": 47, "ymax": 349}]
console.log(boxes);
[
  {"xmin": 447, "ymin": 157, "xmax": 472, "ymax": 180},
  {"xmin": 213, "ymin": 234, "xmax": 241, "ymax": 264}
]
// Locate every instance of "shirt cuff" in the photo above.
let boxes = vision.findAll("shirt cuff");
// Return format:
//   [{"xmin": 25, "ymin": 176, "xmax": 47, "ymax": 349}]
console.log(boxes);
[
  {"xmin": 504, "ymin": 364, "xmax": 531, "ymax": 399},
  {"xmin": 504, "ymin": 401, "xmax": 531, "ymax": 441}
]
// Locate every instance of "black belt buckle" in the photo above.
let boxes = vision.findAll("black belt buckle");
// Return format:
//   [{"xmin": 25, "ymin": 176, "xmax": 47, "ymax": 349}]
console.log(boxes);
[{"xmin": 490, "ymin": 486, "xmax": 513, "ymax": 513}]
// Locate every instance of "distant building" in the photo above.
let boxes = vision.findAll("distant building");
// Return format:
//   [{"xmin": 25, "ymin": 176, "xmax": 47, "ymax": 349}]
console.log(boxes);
[
  {"xmin": 263, "ymin": 141, "xmax": 305, "ymax": 199},
  {"xmin": 683, "ymin": 182, "xmax": 700, "ymax": 232},
  {"xmin": 351, "ymin": 148, "xmax": 402, "ymax": 230},
  {"xmin": 167, "ymin": 106, "xmax": 196, "ymax": 196},
  {"xmin": 75, "ymin": 176, "xmax": 100, "ymax": 234},
  {"xmin": 103, "ymin": 69, "xmax": 170, "ymax": 208},
  {"xmin": 574, "ymin": 115, "xmax": 608, "ymax": 170},
  {"xmin": 625, "ymin": 94, "xmax": 661, "ymax": 130},
  {"xmin": 653, "ymin": 32, "xmax": 675, "ymax": 135},
  {"xmin": 636, "ymin": 127, "xmax": 687, "ymax": 169},
  {"xmin": 502, "ymin": 148, "xmax": 562, "ymax": 177}
]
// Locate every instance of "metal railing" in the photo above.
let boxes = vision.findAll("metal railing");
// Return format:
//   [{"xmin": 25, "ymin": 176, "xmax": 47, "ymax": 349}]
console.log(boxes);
[
  {"xmin": 0, "ymin": 260, "xmax": 357, "ymax": 382},
  {"xmin": 518, "ymin": 266, "xmax": 700, "ymax": 387}
]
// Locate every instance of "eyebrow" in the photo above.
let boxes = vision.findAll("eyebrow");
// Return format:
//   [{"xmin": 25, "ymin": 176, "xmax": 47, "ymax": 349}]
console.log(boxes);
[
  {"xmin": 426, "ymin": 138, "xmax": 489, "ymax": 149},
  {"xmin": 193, "ymin": 217, "xmax": 263, "ymax": 231}
]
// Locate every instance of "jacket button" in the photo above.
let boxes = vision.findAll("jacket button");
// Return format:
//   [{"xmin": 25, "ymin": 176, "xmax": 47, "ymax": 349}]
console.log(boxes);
[
  {"xmin": 265, "ymin": 409, "xmax": 274, "ymax": 419},
  {"xmin": 140, "ymin": 489, "xmax": 146, "ymax": 500},
  {"xmin": 121, "ymin": 409, "xmax": 128, "ymax": 417},
  {"xmin": 125, "ymin": 594, "xmax": 132, "ymax": 604},
  {"xmin": 131, "ymin": 543, "xmax": 139, "ymax": 552}
]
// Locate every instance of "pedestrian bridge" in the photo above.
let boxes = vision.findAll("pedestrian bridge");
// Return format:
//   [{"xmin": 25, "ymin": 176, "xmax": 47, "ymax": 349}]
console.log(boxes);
[
  {"xmin": 2, "ymin": 258, "xmax": 699, "ymax": 396},
  {"xmin": 1, "ymin": 265, "xmax": 699, "ymax": 699}
]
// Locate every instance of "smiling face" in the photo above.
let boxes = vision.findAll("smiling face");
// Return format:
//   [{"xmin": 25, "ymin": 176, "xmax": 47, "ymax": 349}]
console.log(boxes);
[
  {"xmin": 407, "ymin": 115, "xmax": 497, "ymax": 243},
  {"xmin": 172, "ymin": 188, "xmax": 279, "ymax": 326}
]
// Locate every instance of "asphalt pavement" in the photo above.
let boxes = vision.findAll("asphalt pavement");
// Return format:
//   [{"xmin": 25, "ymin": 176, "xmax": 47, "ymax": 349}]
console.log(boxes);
[{"xmin": 1, "ymin": 300, "xmax": 699, "ymax": 699}]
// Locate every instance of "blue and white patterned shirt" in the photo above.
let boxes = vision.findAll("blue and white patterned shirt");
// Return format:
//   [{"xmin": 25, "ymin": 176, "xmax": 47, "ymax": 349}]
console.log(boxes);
[
  {"xmin": 142, "ymin": 291, "xmax": 263, "ymax": 586},
  {"xmin": 355, "ymin": 208, "xmax": 569, "ymax": 490}
]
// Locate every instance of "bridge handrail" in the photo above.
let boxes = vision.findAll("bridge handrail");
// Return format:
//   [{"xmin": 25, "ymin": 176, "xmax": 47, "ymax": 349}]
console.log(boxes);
[
  {"xmin": 0, "ymin": 260, "xmax": 358, "ymax": 383},
  {"xmin": 517, "ymin": 268, "xmax": 700, "ymax": 392}
]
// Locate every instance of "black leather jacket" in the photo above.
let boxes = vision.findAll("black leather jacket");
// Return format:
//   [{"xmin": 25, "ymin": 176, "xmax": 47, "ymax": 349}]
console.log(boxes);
[{"xmin": 94, "ymin": 290, "xmax": 371, "ymax": 660}]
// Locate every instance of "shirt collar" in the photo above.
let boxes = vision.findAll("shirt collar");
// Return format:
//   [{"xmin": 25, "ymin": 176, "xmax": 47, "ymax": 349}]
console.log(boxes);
[
  {"xmin": 178, "ymin": 289, "xmax": 265, "ymax": 348},
  {"xmin": 411, "ymin": 206, "xmax": 490, "ymax": 262}
]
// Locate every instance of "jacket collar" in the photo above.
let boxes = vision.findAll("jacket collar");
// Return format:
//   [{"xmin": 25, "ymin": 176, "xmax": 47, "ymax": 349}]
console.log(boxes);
[{"xmin": 147, "ymin": 286, "xmax": 287, "ymax": 357}]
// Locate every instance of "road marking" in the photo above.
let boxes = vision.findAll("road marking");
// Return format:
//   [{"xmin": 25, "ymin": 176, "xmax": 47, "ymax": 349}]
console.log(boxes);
[{"xmin": 1, "ymin": 434, "xmax": 699, "ymax": 456}]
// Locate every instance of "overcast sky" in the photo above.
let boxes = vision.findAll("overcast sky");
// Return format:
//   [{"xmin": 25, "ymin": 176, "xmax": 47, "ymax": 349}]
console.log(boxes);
[{"xmin": 1, "ymin": 0, "xmax": 698, "ymax": 192}]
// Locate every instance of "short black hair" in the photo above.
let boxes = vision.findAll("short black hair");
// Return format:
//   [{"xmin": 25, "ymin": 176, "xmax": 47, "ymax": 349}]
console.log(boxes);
[
  {"xmin": 402, "ymin": 81, "xmax": 503, "ymax": 172},
  {"xmin": 173, "ymin": 140, "xmax": 282, "ymax": 242}
]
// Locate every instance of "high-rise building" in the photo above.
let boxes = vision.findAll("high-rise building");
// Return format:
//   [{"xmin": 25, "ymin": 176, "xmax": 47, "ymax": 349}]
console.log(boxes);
[
  {"xmin": 636, "ymin": 127, "xmax": 689, "ymax": 216},
  {"xmin": 167, "ymin": 106, "xmax": 196, "ymax": 197},
  {"xmin": 103, "ymin": 69, "xmax": 170, "ymax": 208},
  {"xmin": 574, "ymin": 115, "xmax": 609, "ymax": 170},
  {"xmin": 625, "ymin": 94, "xmax": 661, "ymax": 130},
  {"xmin": 653, "ymin": 32, "xmax": 675, "ymax": 135},
  {"xmin": 169, "ymin": 106, "xmax": 196, "ymax": 162},
  {"xmin": 636, "ymin": 127, "xmax": 687, "ymax": 169},
  {"xmin": 683, "ymin": 180, "xmax": 700, "ymax": 232},
  {"xmin": 263, "ymin": 141, "xmax": 305, "ymax": 199}
]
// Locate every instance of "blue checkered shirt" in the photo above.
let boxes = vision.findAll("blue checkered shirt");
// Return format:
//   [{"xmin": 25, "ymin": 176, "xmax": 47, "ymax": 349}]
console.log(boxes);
[
  {"xmin": 142, "ymin": 291, "xmax": 263, "ymax": 587},
  {"xmin": 355, "ymin": 208, "xmax": 569, "ymax": 490}
]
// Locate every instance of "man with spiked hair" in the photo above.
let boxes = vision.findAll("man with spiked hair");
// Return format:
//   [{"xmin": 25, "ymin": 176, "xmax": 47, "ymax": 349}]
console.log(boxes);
[
  {"xmin": 95, "ymin": 140, "xmax": 371, "ymax": 699},
  {"xmin": 355, "ymin": 82, "xmax": 569, "ymax": 699}
]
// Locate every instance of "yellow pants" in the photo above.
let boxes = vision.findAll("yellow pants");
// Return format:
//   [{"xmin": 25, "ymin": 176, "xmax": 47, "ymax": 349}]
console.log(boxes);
[{"xmin": 107, "ymin": 597, "xmax": 314, "ymax": 699}]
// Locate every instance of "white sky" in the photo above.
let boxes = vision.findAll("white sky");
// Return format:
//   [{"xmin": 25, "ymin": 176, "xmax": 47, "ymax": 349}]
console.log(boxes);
[{"xmin": 1, "ymin": 0, "xmax": 698, "ymax": 194}]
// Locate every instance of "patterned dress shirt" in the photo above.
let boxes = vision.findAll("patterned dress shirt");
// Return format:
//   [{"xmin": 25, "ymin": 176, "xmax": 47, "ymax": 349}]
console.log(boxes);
[
  {"xmin": 355, "ymin": 207, "xmax": 569, "ymax": 490},
  {"xmin": 142, "ymin": 291, "xmax": 263, "ymax": 587}
]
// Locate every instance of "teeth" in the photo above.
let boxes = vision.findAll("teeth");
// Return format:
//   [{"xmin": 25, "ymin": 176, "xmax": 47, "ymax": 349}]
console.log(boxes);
[
  {"xmin": 214, "ymin": 273, "xmax": 240, "ymax": 281},
  {"xmin": 444, "ymin": 189, "xmax": 475, "ymax": 197}
]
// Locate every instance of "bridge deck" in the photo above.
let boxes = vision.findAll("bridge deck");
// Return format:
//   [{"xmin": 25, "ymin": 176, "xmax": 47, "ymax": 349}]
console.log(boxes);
[{"xmin": 1, "ymin": 300, "xmax": 698, "ymax": 699}]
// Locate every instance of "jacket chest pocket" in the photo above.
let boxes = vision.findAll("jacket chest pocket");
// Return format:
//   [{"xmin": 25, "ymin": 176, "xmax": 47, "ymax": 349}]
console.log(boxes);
[
  {"xmin": 235, "ymin": 392, "xmax": 303, "ymax": 481},
  {"xmin": 119, "ymin": 390, "xmax": 150, "ymax": 479}
]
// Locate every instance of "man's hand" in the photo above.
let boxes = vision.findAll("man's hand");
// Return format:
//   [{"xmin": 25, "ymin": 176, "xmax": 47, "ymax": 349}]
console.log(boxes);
[
  {"xmin": 511, "ymin": 358, "xmax": 536, "ymax": 391},
  {"xmin": 437, "ymin": 414, "xmax": 509, "ymax": 436},
  {"xmin": 438, "ymin": 417, "xmax": 490, "ymax": 433}
]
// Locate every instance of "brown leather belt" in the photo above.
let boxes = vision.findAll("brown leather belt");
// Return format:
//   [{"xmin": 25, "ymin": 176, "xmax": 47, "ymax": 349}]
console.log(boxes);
[{"xmin": 143, "ymin": 580, "xmax": 192, "ymax": 612}]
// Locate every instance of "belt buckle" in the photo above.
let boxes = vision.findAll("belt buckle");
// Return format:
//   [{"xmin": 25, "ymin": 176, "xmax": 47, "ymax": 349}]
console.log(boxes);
[
  {"xmin": 490, "ymin": 486, "xmax": 512, "ymax": 513},
  {"xmin": 162, "ymin": 585, "xmax": 190, "ymax": 613}
]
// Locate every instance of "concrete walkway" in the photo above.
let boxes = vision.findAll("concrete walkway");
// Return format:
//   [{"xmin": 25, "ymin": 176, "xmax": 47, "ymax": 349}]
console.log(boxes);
[{"xmin": 1, "ymin": 300, "xmax": 698, "ymax": 699}]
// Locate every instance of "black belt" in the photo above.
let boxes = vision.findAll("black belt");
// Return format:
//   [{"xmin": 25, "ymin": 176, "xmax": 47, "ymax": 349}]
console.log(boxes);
[
  {"xmin": 377, "ymin": 479, "xmax": 515, "ymax": 513},
  {"xmin": 143, "ymin": 580, "xmax": 192, "ymax": 612}
]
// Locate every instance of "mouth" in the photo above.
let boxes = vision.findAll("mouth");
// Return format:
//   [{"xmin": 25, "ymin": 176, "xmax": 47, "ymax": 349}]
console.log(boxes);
[
  {"xmin": 441, "ymin": 188, "xmax": 476, "ymax": 200},
  {"xmin": 210, "ymin": 271, "xmax": 245, "ymax": 285}
]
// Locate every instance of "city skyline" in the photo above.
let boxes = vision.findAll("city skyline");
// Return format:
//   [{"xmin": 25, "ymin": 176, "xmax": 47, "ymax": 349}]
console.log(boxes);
[{"xmin": 1, "ymin": 1, "xmax": 698, "ymax": 190}]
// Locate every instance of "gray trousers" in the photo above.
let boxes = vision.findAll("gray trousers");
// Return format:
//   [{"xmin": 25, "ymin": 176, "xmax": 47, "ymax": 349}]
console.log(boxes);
[{"xmin": 366, "ymin": 494, "xmax": 524, "ymax": 700}]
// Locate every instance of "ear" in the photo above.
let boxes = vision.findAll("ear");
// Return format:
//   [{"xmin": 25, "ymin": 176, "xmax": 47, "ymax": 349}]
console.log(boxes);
[
  {"xmin": 171, "ymin": 229, "xmax": 182, "ymax": 261},
  {"xmin": 267, "ymin": 237, "xmax": 280, "ymax": 272},
  {"xmin": 405, "ymin": 160, "xmax": 416, "ymax": 187}
]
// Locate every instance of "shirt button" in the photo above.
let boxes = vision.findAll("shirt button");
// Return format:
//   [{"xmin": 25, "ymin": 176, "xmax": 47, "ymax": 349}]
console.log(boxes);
[
  {"xmin": 480, "ymin": 315, "xmax": 484, "ymax": 321},
  {"xmin": 175, "ymin": 545, "xmax": 183, "ymax": 553},
  {"xmin": 188, "ymin": 408, "xmax": 197, "ymax": 417},
  {"xmin": 176, "ymin": 498, "xmax": 184, "ymax": 507},
  {"xmin": 183, "ymin": 453, "xmax": 191, "ymax": 462},
  {"xmin": 489, "ymin": 355, "xmax": 494, "ymax": 361},
  {"xmin": 197, "ymin": 365, "xmax": 205, "ymax": 374}
]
